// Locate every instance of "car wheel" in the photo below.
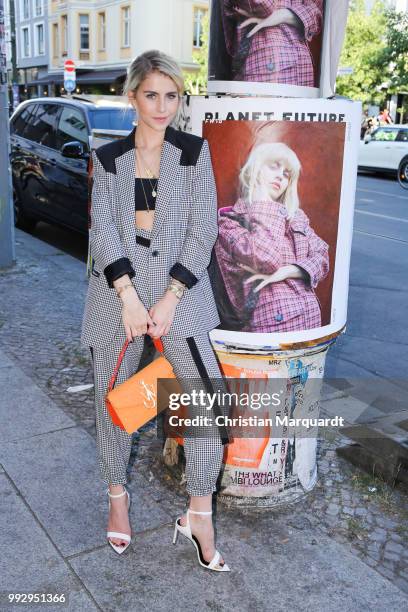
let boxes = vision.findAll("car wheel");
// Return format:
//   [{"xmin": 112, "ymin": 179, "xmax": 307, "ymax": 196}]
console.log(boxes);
[
  {"xmin": 398, "ymin": 157, "xmax": 408, "ymax": 190},
  {"xmin": 13, "ymin": 187, "xmax": 37, "ymax": 231}
]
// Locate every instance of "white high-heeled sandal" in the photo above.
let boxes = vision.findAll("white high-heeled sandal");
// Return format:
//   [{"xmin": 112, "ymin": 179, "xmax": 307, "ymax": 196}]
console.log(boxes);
[
  {"xmin": 172, "ymin": 508, "xmax": 230, "ymax": 572},
  {"xmin": 106, "ymin": 487, "xmax": 131, "ymax": 555}
]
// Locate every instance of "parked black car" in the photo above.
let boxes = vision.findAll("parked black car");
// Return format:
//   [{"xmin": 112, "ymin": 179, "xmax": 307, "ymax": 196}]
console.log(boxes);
[{"xmin": 10, "ymin": 96, "xmax": 135, "ymax": 233}]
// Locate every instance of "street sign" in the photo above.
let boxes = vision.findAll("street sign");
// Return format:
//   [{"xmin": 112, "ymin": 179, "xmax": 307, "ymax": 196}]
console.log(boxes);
[
  {"xmin": 338, "ymin": 67, "xmax": 354, "ymax": 76},
  {"xmin": 64, "ymin": 59, "xmax": 76, "ymax": 93},
  {"xmin": 64, "ymin": 79, "xmax": 75, "ymax": 93},
  {"xmin": 64, "ymin": 59, "xmax": 75, "ymax": 72}
]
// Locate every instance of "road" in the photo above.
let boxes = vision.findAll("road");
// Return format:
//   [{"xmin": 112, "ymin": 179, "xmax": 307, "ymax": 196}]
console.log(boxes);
[
  {"xmin": 27, "ymin": 172, "xmax": 408, "ymax": 382},
  {"xmin": 326, "ymin": 173, "xmax": 408, "ymax": 382}
]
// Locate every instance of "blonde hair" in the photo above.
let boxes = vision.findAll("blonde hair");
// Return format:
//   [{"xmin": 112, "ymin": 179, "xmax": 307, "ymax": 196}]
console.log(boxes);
[
  {"xmin": 122, "ymin": 49, "xmax": 185, "ymax": 96},
  {"xmin": 239, "ymin": 142, "xmax": 301, "ymax": 219}
]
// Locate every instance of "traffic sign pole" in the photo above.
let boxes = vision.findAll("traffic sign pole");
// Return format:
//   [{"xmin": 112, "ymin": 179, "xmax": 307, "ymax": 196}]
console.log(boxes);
[
  {"xmin": 64, "ymin": 59, "xmax": 76, "ymax": 95},
  {"xmin": 0, "ymin": 0, "xmax": 15, "ymax": 268}
]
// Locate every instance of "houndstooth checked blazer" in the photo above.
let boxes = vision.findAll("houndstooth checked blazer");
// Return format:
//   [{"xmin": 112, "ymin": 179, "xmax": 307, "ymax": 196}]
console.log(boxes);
[{"xmin": 80, "ymin": 125, "xmax": 221, "ymax": 348}]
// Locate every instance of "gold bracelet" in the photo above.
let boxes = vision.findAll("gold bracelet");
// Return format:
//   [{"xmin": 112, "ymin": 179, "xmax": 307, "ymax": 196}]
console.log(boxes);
[
  {"xmin": 169, "ymin": 278, "xmax": 186, "ymax": 290},
  {"xmin": 167, "ymin": 282, "xmax": 185, "ymax": 299},
  {"xmin": 116, "ymin": 283, "xmax": 134, "ymax": 298}
]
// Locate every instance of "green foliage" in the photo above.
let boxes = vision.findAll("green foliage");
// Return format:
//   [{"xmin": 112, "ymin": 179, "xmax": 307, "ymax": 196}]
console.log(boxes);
[
  {"xmin": 378, "ymin": 8, "xmax": 408, "ymax": 93},
  {"xmin": 182, "ymin": 2, "xmax": 408, "ymax": 104},
  {"xmin": 183, "ymin": 11, "xmax": 209, "ymax": 95},
  {"xmin": 336, "ymin": 1, "xmax": 408, "ymax": 105},
  {"xmin": 336, "ymin": 0, "xmax": 387, "ymax": 105}
]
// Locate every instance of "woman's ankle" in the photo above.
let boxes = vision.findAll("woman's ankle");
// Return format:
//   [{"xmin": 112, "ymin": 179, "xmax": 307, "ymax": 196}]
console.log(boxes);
[
  {"xmin": 108, "ymin": 483, "xmax": 126, "ymax": 494},
  {"xmin": 188, "ymin": 493, "xmax": 212, "ymax": 513}
]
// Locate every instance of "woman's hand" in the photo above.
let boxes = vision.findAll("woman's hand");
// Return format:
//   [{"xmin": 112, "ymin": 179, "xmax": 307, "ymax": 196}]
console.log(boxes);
[
  {"xmin": 113, "ymin": 275, "xmax": 153, "ymax": 341},
  {"xmin": 241, "ymin": 264, "xmax": 308, "ymax": 292},
  {"xmin": 148, "ymin": 292, "xmax": 179, "ymax": 339},
  {"xmin": 121, "ymin": 291, "xmax": 154, "ymax": 341},
  {"xmin": 235, "ymin": 7, "xmax": 303, "ymax": 38}
]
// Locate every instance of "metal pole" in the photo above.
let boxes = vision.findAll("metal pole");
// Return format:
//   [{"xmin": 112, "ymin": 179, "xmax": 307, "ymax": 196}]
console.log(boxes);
[
  {"xmin": 9, "ymin": 0, "xmax": 17, "ymax": 82},
  {"xmin": 0, "ymin": 0, "xmax": 15, "ymax": 268}
]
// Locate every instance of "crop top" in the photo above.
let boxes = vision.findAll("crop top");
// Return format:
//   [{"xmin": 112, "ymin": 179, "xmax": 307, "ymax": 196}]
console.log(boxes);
[{"xmin": 135, "ymin": 178, "xmax": 156, "ymax": 211}]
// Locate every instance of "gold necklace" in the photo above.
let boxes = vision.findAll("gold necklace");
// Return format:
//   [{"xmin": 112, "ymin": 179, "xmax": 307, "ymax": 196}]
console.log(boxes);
[
  {"xmin": 145, "ymin": 172, "xmax": 158, "ymax": 199},
  {"xmin": 135, "ymin": 148, "xmax": 158, "ymax": 197},
  {"xmin": 139, "ymin": 178, "xmax": 151, "ymax": 212},
  {"xmin": 135, "ymin": 154, "xmax": 152, "ymax": 212},
  {"xmin": 135, "ymin": 141, "xmax": 162, "ymax": 198}
]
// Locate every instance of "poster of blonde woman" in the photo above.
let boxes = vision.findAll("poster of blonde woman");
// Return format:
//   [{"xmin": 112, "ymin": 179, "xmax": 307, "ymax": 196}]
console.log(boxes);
[
  {"xmin": 208, "ymin": 0, "xmax": 350, "ymax": 98},
  {"xmin": 214, "ymin": 140, "xmax": 330, "ymax": 335},
  {"xmin": 189, "ymin": 96, "xmax": 361, "ymax": 349}
]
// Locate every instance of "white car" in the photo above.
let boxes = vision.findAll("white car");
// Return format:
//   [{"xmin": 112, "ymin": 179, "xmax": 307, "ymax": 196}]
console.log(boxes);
[{"xmin": 358, "ymin": 124, "xmax": 408, "ymax": 189}]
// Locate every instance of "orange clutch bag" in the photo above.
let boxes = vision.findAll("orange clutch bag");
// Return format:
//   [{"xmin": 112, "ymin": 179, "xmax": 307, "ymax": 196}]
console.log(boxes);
[{"xmin": 105, "ymin": 338, "xmax": 178, "ymax": 434}]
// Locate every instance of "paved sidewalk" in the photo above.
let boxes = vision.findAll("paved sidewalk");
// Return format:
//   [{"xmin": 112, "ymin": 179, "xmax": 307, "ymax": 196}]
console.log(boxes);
[{"xmin": 0, "ymin": 230, "xmax": 407, "ymax": 612}]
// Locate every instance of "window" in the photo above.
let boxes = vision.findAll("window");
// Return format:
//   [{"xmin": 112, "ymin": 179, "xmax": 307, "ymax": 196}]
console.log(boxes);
[
  {"xmin": 56, "ymin": 107, "xmax": 88, "ymax": 149},
  {"xmin": 371, "ymin": 128, "xmax": 398, "ymax": 142},
  {"xmin": 11, "ymin": 105, "xmax": 36, "ymax": 136},
  {"xmin": 193, "ymin": 7, "xmax": 206, "ymax": 48},
  {"xmin": 396, "ymin": 129, "xmax": 408, "ymax": 142},
  {"xmin": 52, "ymin": 23, "xmax": 59, "ymax": 58},
  {"xmin": 34, "ymin": 0, "xmax": 43, "ymax": 17},
  {"xmin": 98, "ymin": 12, "xmax": 106, "ymax": 50},
  {"xmin": 122, "ymin": 6, "xmax": 130, "ymax": 47},
  {"xmin": 21, "ymin": 26, "xmax": 30, "ymax": 58},
  {"xmin": 35, "ymin": 23, "xmax": 44, "ymax": 56},
  {"xmin": 88, "ymin": 108, "xmax": 135, "ymax": 131},
  {"xmin": 22, "ymin": 0, "xmax": 30, "ymax": 20},
  {"xmin": 79, "ymin": 14, "xmax": 89, "ymax": 51},
  {"xmin": 18, "ymin": 104, "xmax": 39, "ymax": 141},
  {"xmin": 22, "ymin": 104, "xmax": 60, "ymax": 148},
  {"xmin": 61, "ymin": 15, "xmax": 68, "ymax": 55},
  {"xmin": 17, "ymin": 104, "xmax": 38, "ymax": 140}
]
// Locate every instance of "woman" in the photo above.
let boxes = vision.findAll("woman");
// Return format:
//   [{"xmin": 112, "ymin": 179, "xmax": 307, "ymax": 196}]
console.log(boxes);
[
  {"xmin": 214, "ymin": 142, "xmax": 329, "ymax": 333},
  {"xmin": 81, "ymin": 50, "xmax": 230, "ymax": 571},
  {"xmin": 221, "ymin": 0, "xmax": 323, "ymax": 85}
]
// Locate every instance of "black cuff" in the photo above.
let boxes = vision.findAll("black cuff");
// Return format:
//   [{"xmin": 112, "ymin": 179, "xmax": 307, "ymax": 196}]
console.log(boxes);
[
  {"xmin": 169, "ymin": 262, "xmax": 198, "ymax": 289},
  {"xmin": 104, "ymin": 257, "xmax": 135, "ymax": 288}
]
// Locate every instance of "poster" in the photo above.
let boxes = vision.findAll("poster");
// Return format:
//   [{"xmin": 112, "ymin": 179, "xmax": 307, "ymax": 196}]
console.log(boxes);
[
  {"xmin": 162, "ymin": 341, "xmax": 332, "ymax": 504},
  {"xmin": 189, "ymin": 96, "xmax": 361, "ymax": 349},
  {"xmin": 216, "ymin": 344, "xmax": 328, "ymax": 502},
  {"xmin": 208, "ymin": 0, "xmax": 350, "ymax": 98}
]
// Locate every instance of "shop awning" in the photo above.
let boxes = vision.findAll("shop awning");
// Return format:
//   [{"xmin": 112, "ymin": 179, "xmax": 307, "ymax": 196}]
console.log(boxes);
[
  {"xmin": 76, "ymin": 69, "xmax": 127, "ymax": 84},
  {"xmin": 27, "ymin": 69, "xmax": 126, "ymax": 86}
]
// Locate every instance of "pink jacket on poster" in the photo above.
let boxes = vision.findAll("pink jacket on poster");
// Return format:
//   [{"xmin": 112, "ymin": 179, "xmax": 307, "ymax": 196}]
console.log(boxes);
[
  {"xmin": 214, "ymin": 199, "xmax": 329, "ymax": 333},
  {"xmin": 222, "ymin": 0, "xmax": 323, "ymax": 85}
]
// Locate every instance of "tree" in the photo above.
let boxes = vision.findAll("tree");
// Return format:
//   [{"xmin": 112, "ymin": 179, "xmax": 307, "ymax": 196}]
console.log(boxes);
[
  {"xmin": 378, "ymin": 8, "xmax": 408, "ymax": 94},
  {"xmin": 336, "ymin": 0, "xmax": 387, "ymax": 105},
  {"xmin": 183, "ymin": 12, "xmax": 209, "ymax": 95}
]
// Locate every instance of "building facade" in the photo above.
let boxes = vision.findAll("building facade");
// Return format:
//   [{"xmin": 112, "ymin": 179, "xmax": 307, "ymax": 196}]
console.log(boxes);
[
  {"xmin": 14, "ymin": 0, "xmax": 50, "ymax": 98},
  {"xmin": 11, "ymin": 0, "xmax": 209, "ymax": 98},
  {"xmin": 5, "ymin": 0, "xmax": 12, "ymax": 72}
]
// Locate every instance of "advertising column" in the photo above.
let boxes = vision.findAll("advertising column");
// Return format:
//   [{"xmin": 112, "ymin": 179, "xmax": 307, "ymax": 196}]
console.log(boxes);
[{"xmin": 169, "ymin": 0, "xmax": 360, "ymax": 508}]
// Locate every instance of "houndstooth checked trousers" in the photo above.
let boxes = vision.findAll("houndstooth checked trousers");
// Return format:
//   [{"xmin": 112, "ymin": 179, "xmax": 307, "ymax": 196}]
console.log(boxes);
[{"xmin": 89, "ymin": 228, "xmax": 227, "ymax": 496}]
